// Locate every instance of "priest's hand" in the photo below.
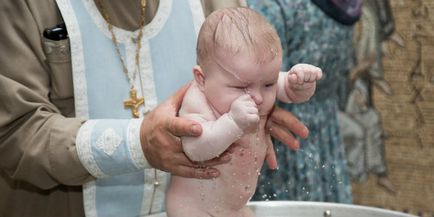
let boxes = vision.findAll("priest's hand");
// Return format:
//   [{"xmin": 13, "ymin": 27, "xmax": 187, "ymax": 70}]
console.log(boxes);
[
  {"xmin": 140, "ymin": 84, "xmax": 230, "ymax": 179},
  {"xmin": 265, "ymin": 105, "xmax": 309, "ymax": 169}
]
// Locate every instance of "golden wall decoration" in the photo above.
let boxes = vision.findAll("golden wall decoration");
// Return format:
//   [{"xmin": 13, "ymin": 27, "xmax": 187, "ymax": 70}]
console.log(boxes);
[{"xmin": 351, "ymin": 1, "xmax": 434, "ymax": 216}]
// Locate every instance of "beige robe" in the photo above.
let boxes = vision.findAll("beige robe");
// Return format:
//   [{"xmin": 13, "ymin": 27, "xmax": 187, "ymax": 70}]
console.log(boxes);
[{"xmin": 0, "ymin": 0, "xmax": 243, "ymax": 216}]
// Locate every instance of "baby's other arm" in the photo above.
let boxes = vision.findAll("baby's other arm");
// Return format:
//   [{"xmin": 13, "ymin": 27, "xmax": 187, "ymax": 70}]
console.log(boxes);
[
  {"xmin": 276, "ymin": 63, "xmax": 323, "ymax": 103},
  {"xmin": 180, "ymin": 84, "xmax": 258, "ymax": 162}
]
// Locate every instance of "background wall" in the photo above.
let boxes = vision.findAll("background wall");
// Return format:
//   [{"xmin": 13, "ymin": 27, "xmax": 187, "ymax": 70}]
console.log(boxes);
[{"xmin": 351, "ymin": 0, "xmax": 434, "ymax": 216}]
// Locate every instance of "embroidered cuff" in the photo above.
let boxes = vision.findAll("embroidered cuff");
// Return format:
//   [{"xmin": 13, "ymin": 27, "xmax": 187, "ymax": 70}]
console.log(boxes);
[{"xmin": 76, "ymin": 118, "xmax": 150, "ymax": 178}]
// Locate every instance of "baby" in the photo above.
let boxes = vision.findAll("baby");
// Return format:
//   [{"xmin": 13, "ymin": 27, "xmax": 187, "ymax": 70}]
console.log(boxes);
[{"xmin": 166, "ymin": 7, "xmax": 322, "ymax": 217}]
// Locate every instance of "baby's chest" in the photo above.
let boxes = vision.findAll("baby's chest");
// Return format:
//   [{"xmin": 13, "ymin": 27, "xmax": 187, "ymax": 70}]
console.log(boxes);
[{"xmin": 231, "ymin": 134, "xmax": 268, "ymax": 165}]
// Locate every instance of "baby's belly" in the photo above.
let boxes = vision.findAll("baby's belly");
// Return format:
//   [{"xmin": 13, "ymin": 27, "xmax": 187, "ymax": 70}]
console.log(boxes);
[
  {"xmin": 167, "ymin": 123, "xmax": 269, "ymax": 216},
  {"xmin": 204, "ymin": 134, "xmax": 267, "ymax": 211}
]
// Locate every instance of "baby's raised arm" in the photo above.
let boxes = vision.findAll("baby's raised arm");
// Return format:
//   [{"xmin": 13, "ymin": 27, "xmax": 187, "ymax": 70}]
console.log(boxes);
[
  {"xmin": 180, "ymin": 84, "xmax": 259, "ymax": 162},
  {"xmin": 276, "ymin": 63, "xmax": 323, "ymax": 103}
]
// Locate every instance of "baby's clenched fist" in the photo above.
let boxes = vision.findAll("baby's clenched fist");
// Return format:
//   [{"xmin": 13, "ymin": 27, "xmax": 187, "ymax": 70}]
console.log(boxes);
[{"xmin": 228, "ymin": 94, "xmax": 259, "ymax": 131}]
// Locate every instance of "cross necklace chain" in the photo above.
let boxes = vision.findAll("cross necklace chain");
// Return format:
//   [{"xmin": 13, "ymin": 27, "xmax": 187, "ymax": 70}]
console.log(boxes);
[
  {"xmin": 95, "ymin": 0, "xmax": 147, "ymax": 118},
  {"xmin": 95, "ymin": 0, "xmax": 161, "ymax": 214}
]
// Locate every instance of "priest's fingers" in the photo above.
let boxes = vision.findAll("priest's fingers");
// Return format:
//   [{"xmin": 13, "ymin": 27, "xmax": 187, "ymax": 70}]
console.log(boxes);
[
  {"xmin": 268, "ymin": 106, "xmax": 308, "ymax": 139},
  {"xmin": 268, "ymin": 121, "xmax": 300, "ymax": 150},
  {"xmin": 172, "ymin": 165, "xmax": 220, "ymax": 179},
  {"xmin": 267, "ymin": 106, "xmax": 308, "ymax": 150},
  {"xmin": 166, "ymin": 117, "xmax": 202, "ymax": 137},
  {"xmin": 167, "ymin": 152, "xmax": 221, "ymax": 179},
  {"xmin": 264, "ymin": 136, "xmax": 278, "ymax": 170},
  {"xmin": 194, "ymin": 151, "xmax": 232, "ymax": 167}
]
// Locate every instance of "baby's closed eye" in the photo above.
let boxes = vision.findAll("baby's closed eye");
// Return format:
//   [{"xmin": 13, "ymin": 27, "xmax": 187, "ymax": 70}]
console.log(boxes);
[
  {"xmin": 265, "ymin": 83, "xmax": 275, "ymax": 88},
  {"xmin": 228, "ymin": 85, "xmax": 248, "ymax": 90}
]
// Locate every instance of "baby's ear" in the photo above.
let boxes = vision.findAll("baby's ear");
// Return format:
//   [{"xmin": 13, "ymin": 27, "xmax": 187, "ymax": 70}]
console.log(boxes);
[{"xmin": 193, "ymin": 65, "xmax": 205, "ymax": 91}]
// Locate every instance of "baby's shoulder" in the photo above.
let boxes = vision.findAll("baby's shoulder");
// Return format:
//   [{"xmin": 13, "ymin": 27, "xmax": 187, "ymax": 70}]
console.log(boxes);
[{"xmin": 180, "ymin": 82, "xmax": 214, "ymax": 119}]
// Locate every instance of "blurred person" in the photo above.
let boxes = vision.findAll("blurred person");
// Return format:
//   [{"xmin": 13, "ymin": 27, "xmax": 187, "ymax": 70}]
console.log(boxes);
[{"xmin": 247, "ymin": 0, "xmax": 363, "ymax": 203}]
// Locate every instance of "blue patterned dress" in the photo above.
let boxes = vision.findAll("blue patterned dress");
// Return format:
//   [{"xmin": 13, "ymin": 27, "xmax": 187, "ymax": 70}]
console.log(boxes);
[{"xmin": 247, "ymin": 0, "xmax": 353, "ymax": 203}]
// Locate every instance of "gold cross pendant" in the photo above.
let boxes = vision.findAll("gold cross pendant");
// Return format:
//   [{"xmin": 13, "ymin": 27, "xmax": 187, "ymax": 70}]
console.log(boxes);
[{"xmin": 124, "ymin": 88, "xmax": 144, "ymax": 118}]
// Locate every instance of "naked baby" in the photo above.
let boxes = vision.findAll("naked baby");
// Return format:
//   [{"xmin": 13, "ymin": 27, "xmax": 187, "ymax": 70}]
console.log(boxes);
[{"xmin": 166, "ymin": 7, "xmax": 322, "ymax": 217}]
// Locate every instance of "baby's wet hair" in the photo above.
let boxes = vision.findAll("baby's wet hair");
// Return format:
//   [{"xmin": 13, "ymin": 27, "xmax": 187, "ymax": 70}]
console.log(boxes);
[{"xmin": 197, "ymin": 7, "xmax": 281, "ymax": 67}]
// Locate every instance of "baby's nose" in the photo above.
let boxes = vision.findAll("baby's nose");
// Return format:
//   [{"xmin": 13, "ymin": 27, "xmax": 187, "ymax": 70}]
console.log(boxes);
[{"xmin": 249, "ymin": 90, "xmax": 263, "ymax": 105}]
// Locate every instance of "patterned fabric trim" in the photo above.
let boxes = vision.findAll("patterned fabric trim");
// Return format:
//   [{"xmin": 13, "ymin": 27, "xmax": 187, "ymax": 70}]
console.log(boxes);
[
  {"xmin": 82, "ymin": 181, "xmax": 98, "ymax": 217},
  {"xmin": 76, "ymin": 120, "xmax": 107, "ymax": 178},
  {"xmin": 135, "ymin": 41, "xmax": 158, "ymax": 113},
  {"xmin": 187, "ymin": 0, "xmax": 205, "ymax": 37},
  {"xmin": 127, "ymin": 118, "xmax": 150, "ymax": 169},
  {"xmin": 56, "ymin": 0, "xmax": 90, "ymax": 119}
]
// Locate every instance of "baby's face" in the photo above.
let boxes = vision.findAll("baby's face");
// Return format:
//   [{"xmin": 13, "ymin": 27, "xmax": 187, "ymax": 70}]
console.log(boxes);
[{"xmin": 202, "ymin": 51, "xmax": 281, "ymax": 116}]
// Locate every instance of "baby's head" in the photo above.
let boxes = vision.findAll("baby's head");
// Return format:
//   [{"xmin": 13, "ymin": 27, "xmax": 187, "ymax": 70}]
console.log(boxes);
[{"xmin": 193, "ymin": 7, "xmax": 282, "ymax": 115}]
